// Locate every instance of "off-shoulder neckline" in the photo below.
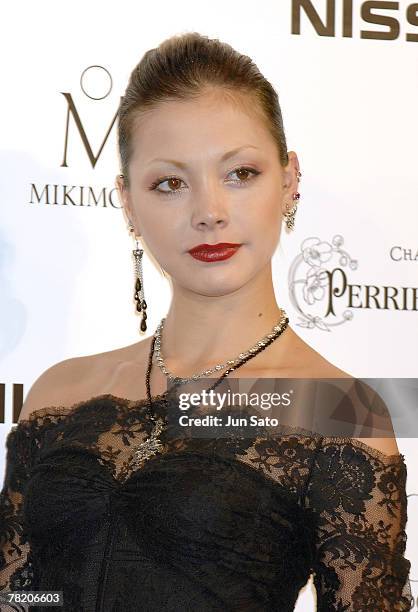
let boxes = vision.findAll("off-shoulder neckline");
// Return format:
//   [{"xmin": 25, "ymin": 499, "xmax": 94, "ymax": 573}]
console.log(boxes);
[
  {"xmin": 318, "ymin": 435, "xmax": 405, "ymax": 464},
  {"xmin": 17, "ymin": 391, "xmax": 169, "ymax": 424},
  {"xmin": 13, "ymin": 391, "xmax": 406, "ymax": 465}
]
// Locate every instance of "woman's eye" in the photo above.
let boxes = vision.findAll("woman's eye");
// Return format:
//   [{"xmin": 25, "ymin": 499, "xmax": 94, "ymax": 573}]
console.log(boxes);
[
  {"xmin": 149, "ymin": 176, "xmax": 186, "ymax": 196},
  {"xmin": 227, "ymin": 166, "xmax": 260, "ymax": 185},
  {"xmin": 149, "ymin": 166, "xmax": 260, "ymax": 197}
]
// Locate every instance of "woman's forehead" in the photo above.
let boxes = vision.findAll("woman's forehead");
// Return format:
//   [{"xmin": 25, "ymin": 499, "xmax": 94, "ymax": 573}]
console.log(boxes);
[{"xmin": 129, "ymin": 97, "xmax": 273, "ymax": 164}]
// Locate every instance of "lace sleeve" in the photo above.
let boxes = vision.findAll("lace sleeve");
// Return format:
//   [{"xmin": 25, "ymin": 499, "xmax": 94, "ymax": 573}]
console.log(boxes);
[
  {"xmin": 0, "ymin": 422, "xmax": 36, "ymax": 594},
  {"xmin": 306, "ymin": 438, "xmax": 412, "ymax": 611}
]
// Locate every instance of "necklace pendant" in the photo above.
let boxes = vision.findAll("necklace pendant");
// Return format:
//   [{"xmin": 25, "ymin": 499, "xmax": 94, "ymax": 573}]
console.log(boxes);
[{"xmin": 130, "ymin": 417, "xmax": 166, "ymax": 468}]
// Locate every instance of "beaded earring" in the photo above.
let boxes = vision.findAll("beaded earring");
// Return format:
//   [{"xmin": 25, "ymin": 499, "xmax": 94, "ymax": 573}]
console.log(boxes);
[
  {"xmin": 284, "ymin": 192, "xmax": 300, "ymax": 230},
  {"xmin": 283, "ymin": 170, "xmax": 302, "ymax": 230},
  {"xmin": 128, "ymin": 221, "xmax": 148, "ymax": 333}
]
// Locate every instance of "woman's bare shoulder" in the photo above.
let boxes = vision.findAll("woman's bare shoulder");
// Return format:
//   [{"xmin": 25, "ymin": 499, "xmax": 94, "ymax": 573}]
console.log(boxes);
[
  {"xmin": 282, "ymin": 327, "xmax": 353, "ymax": 379},
  {"xmin": 19, "ymin": 338, "xmax": 153, "ymax": 422},
  {"xmin": 287, "ymin": 334, "xmax": 401, "ymax": 458}
]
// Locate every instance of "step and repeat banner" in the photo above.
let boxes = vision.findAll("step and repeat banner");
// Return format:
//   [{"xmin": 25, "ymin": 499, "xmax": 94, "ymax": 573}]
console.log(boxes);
[{"xmin": 1, "ymin": 1, "xmax": 417, "ymax": 609}]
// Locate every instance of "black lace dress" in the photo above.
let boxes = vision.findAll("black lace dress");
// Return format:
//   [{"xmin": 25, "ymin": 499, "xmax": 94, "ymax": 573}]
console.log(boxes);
[{"xmin": 0, "ymin": 391, "xmax": 412, "ymax": 611}]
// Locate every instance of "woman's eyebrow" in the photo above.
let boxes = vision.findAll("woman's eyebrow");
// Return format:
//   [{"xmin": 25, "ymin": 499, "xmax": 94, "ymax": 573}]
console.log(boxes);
[{"xmin": 146, "ymin": 145, "xmax": 260, "ymax": 169}]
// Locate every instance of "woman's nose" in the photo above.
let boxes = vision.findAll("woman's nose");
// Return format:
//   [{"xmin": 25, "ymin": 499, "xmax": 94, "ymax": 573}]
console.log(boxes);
[{"xmin": 190, "ymin": 186, "xmax": 229, "ymax": 230}]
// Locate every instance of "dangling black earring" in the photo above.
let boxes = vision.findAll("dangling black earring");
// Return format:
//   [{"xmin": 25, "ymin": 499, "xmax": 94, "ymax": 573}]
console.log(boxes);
[
  {"xmin": 134, "ymin": 247, "xmax": 147, "ymax": 333},
  {"xmin": 129, "ymin": 223, "xmax": 147, "ymax": 333}
]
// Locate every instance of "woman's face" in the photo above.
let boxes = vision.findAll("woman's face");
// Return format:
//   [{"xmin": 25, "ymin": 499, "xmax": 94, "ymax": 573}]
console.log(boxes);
[{"xmin": 117, "ymin": 89, "xmax": 299, "ymax": 297}]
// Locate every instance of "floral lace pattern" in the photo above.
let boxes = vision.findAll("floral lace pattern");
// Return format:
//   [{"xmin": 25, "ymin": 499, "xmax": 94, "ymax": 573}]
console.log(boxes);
[{"xmin": 0, "ymin": 393, "xmax": 412, "ymax": 611}]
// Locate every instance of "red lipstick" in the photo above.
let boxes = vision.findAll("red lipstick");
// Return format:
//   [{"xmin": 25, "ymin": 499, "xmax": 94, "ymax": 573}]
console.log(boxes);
[{"xmin": 187, "ymin": 243, "xmax": 242, "ymax": 262}]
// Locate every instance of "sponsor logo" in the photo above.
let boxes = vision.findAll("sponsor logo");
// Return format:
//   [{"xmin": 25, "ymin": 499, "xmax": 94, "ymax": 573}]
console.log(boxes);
[
  {"xmin": 291, "ymin": 0, "xmax": 418, "ymax": 41},
  {"xmin": 289, "ymin": 235, "xmax": 417, "ymax": 331},
  {"xmin": 390, "ymin": 246, "xmax": 418, "ymax": 262},
  {"xmin": 29, "ymin": 66, "xmax": 121, "ymax": 209}
]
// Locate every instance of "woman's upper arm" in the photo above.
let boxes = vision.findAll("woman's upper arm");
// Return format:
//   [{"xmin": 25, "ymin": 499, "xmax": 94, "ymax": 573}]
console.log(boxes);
[
  {"xmin": 306, "ymin": 437, "xmax": 412, "ymax": 611},
  {"xmin": 1, "ymin": 355, "xmax": 89, "ymax": 593}
]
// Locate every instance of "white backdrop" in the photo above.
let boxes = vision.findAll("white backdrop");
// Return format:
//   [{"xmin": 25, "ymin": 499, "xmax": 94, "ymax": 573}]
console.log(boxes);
[{"xmin": 1, "ymin": 0, "xmax": 417, "ymax": 609}]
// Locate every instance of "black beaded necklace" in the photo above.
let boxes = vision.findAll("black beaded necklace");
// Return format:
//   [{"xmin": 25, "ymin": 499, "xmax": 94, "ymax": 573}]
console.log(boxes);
[
  {"xmin": 129, "ymin": 314, "xmax": 289, "ymax": 470},
  {"xmin": 146, "ymin": 316, "xmax": 289, "ymax": 409}
]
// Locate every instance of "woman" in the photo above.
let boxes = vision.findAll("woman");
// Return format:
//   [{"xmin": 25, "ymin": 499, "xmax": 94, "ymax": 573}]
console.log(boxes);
[{"xmin": 0, "ymin": 32, "xmax": 412, "ymax": 611}]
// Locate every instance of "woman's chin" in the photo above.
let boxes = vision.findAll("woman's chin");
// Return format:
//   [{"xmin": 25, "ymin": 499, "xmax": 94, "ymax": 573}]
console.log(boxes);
[{"xmin": 182, "ymin": 274, "xmax": 252, "ymax": 297}]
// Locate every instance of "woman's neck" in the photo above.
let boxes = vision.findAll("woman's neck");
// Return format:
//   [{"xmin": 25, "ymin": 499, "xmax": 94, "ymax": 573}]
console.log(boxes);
[{"xmin": 159, "ymin": 274, "xmax": 291, "ymax": 375}]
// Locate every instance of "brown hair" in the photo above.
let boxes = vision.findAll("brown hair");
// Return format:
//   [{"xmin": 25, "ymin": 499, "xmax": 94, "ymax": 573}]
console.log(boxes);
[{"xmin": 117, "ymin": 32, "xmax": 289, "ymax": 188}]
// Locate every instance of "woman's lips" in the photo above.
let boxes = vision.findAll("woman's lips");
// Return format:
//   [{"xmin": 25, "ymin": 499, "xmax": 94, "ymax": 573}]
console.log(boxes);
[{"xmin": 188, "ymin": 244, "xmax": 242, "ymax": 262}]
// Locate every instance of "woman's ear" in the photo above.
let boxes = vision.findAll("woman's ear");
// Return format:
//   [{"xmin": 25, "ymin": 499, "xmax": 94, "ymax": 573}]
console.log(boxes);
[
  {"xmin": 281, "ymin": 151, "xmax": 300, "ymax": 215},
  {"xmin": 115, "ymin": 174, "xmax": 139, "ymax": 236}
]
